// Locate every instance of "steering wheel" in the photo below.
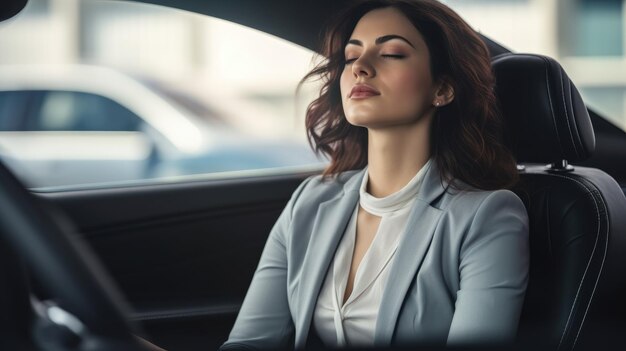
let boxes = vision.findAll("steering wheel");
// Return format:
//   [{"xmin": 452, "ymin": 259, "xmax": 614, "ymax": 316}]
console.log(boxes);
[{"xmin": 0, "ymin": 161, "xmax": 145, "ymax": 350}]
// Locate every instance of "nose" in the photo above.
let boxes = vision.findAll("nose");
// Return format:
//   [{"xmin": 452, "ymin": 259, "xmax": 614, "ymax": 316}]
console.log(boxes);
[{"xmin": 352, "ymin": 56, "xmax": 375, "ymax": 78}]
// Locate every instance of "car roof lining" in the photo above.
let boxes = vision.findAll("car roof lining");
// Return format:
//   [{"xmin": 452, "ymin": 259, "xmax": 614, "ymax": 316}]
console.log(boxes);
[
  {"xmin": 1, "ymin": 0, "xmax": 509, "ymax": 59},
  {"xmin": 0, "ymin": 0, "xmax": 26, "ymax": 21},
  {"xmin": 124, "ymin": 0, "xmax": 512, "ymax": 57}
]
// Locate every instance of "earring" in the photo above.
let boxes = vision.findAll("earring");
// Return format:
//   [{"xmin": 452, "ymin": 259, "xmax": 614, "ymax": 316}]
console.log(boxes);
[{"xmin": 435, "ymin": 101, "xmax": 440, "ymax": 106}]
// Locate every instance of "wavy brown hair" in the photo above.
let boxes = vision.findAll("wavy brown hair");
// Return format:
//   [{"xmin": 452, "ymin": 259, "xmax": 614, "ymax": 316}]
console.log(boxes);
[{"xmin": 299, "ymin": 0, "xmax": 518, "ymax": 190}]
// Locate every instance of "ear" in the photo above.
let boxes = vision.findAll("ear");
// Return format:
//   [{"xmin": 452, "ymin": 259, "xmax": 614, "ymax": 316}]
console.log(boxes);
[{"xmin": 432, "ymin": 78, "xmax": 455, "ymax": 107}]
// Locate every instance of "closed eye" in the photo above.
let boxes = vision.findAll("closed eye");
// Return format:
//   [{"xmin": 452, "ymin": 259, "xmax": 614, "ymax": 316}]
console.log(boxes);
[
  {"xmin": 382, "ymin": 54, "xmax": 405, "ymax": 59},
  {"xmin": 344, "ymin": 54, "xmax": 404, "ymax": 65}
]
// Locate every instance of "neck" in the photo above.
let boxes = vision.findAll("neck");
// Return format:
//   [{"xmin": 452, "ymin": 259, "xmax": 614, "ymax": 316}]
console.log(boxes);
[{"xmin": 366, "ymin": 116, "xmax": 432, "ymax": 198}]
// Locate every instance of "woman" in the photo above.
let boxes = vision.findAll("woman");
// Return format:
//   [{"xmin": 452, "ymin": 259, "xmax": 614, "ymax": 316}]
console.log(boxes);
[{"xmin": 221, "ymin": 0, "xmax": 529, "ymax": 349}]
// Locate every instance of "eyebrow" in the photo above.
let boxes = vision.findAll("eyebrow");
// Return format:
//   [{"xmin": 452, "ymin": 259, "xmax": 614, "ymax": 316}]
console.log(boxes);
[{"xmin": 346, "ymin": 34, "xmax": 415, "ymax": 48}]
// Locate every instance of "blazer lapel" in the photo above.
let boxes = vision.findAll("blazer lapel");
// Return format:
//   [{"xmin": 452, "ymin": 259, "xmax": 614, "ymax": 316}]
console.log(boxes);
[
  {"xmin": 295, "ymin": 170, "xmax": 364, "ymax": 348},
  {"xmin": 374, "ymin": 162, "xmax": 449, "ymax": 346}
]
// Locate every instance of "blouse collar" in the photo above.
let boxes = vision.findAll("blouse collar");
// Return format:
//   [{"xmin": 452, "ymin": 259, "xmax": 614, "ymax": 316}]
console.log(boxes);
[{"xmin": 359, "ymin": 159, "xmax": 432, "ymax": 217}]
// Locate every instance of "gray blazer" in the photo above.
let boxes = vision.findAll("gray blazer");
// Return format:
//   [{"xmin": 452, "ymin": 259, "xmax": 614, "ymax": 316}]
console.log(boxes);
[{"xmin": 222, "ymin": 163, "xmax": 529, "ymax": 349}]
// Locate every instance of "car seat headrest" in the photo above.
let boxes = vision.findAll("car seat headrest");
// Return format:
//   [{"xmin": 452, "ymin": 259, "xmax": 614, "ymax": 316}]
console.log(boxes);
[{"xmin": 492, "ymin": 53, "xmax": 595, "ymax": 164}]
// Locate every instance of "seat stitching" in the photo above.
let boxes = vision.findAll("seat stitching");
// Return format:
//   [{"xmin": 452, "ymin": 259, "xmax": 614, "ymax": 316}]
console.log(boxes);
[
  {"xmin": 537, "ymin": 174, "xmax": 603, "ymax": 350},
  {"xmin": 540, "ymin": 56, "xmax": 566, "ymax": 158},
  {"xmin": 573, "ymin": 192, "xmax": 609, "ymax": 348},
  {"xmin": 568, "ymin": 84, "xmax": 584, "ymax": 157},
  {"xmin": 545, "ymin": 175, "xmax": 598, "ymax": 349},
  {"xmin": 558, "ymin": 67, "xmax": 579, "ymax": 158},
  {"xmin": 547, "ymin": 174, "xmax": 598, "ymax": 349}
]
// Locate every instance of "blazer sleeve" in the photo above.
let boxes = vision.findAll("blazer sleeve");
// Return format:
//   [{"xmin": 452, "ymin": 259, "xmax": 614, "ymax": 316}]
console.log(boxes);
[
  {"xmin": 220, "ymin": 176, "xmax": 313, "ymax": 351},
  {"xmin": 446, "ymin": 190, "xmax": 530, "ymax": 346}
]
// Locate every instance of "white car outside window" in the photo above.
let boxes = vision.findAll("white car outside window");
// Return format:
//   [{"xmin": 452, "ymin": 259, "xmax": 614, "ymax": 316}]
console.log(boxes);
[{"xmin": 0, "ymin": 65, "xmax": 322, "ymax": 188}]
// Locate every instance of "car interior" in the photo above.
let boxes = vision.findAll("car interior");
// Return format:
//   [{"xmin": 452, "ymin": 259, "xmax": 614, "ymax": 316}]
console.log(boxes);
[
  {"xmin": 1, "ymin": 1, "xmax": 626, "ymax": 350},
  {"xmin": 493, "ymin": 53, "xmax": 626, "ymax": 350}
]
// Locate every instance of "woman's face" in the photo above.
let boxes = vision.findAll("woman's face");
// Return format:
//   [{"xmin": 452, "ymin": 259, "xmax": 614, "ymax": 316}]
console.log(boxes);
[{"xmin": 340, "ymin": 7, "xmax": 440, "ymax": 129}]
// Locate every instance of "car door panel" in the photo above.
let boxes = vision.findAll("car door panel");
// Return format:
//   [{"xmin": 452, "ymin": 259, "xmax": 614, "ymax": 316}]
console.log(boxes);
[{"xmin": 35, "ymin": 171, "xmax": 318, "ymax": 350}]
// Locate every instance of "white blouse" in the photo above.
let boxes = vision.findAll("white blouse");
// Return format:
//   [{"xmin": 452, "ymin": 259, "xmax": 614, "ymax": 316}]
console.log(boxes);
[{"xmin": 313, "ymin": 160, "xmax": 432, "ymax": 347}]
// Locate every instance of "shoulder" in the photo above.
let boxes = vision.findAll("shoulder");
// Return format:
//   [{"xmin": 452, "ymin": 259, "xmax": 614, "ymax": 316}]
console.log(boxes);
[
  {"xmin": 289, "ymin": 168, "xmax": 362, "ymax": 212},
  {"xmin": 276, "ymin": 169, "xmax": 362, "ymax": 249},
  {"xmin": 440, "ymin": 182, "xmax": 525, "ymax": 214},
  {"xmin": 437, "ymin": 185, "xmax": 528, "ymax": 236},
  {"xmin": 462, "ymin": 189, "xmax": 528, "ymax": 228}
]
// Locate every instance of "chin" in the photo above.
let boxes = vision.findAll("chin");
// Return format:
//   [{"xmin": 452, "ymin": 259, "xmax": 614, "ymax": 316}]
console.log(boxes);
[
  {"xmin": 344, "ymin": 107, "xmax": 384, "ymax": 126},
  {"xmin": 345, "ymin": 112, "xmax": 418, "ymax": 128},
  {"xmin": 345, "ymin": 115, "xmax": 380, "ymax": 127}
]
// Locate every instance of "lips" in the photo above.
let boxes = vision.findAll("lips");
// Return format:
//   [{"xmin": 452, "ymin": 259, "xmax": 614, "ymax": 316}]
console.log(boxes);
[{"xmin": 349, "ymin": 84, "xmax": 380, "ymax": 99}]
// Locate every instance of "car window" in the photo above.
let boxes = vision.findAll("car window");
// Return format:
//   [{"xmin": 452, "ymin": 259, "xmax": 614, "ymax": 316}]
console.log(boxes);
[
  {"xmin": 0, "ymin": 0, "xmax": 324, "ymax": 189},
  {"xmin": 443, "ymin": 0, "xmax": 626, "ymax": 131},
  {"xmin": 0, "ymin": 91, "xmax": 31, "ymax": 131},
  {"xmin": 27, "ymin": 91, "xmax": 142, "ymax": 132},
  {"xmin": 141, "ymin": 80, "xmax": 229, "ymax": 126}
]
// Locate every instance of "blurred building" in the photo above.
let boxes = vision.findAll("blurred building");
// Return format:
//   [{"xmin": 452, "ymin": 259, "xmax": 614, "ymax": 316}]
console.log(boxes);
[{"xmin": 444, "ymin": 0, "xmax": 626, "ymax": 129}]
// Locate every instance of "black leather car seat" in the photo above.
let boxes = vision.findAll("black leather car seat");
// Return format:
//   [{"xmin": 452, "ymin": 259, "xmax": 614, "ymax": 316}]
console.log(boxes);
[{"xmin": 492, "ymin": 53, "xmax": 626, "ymax": 350}]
